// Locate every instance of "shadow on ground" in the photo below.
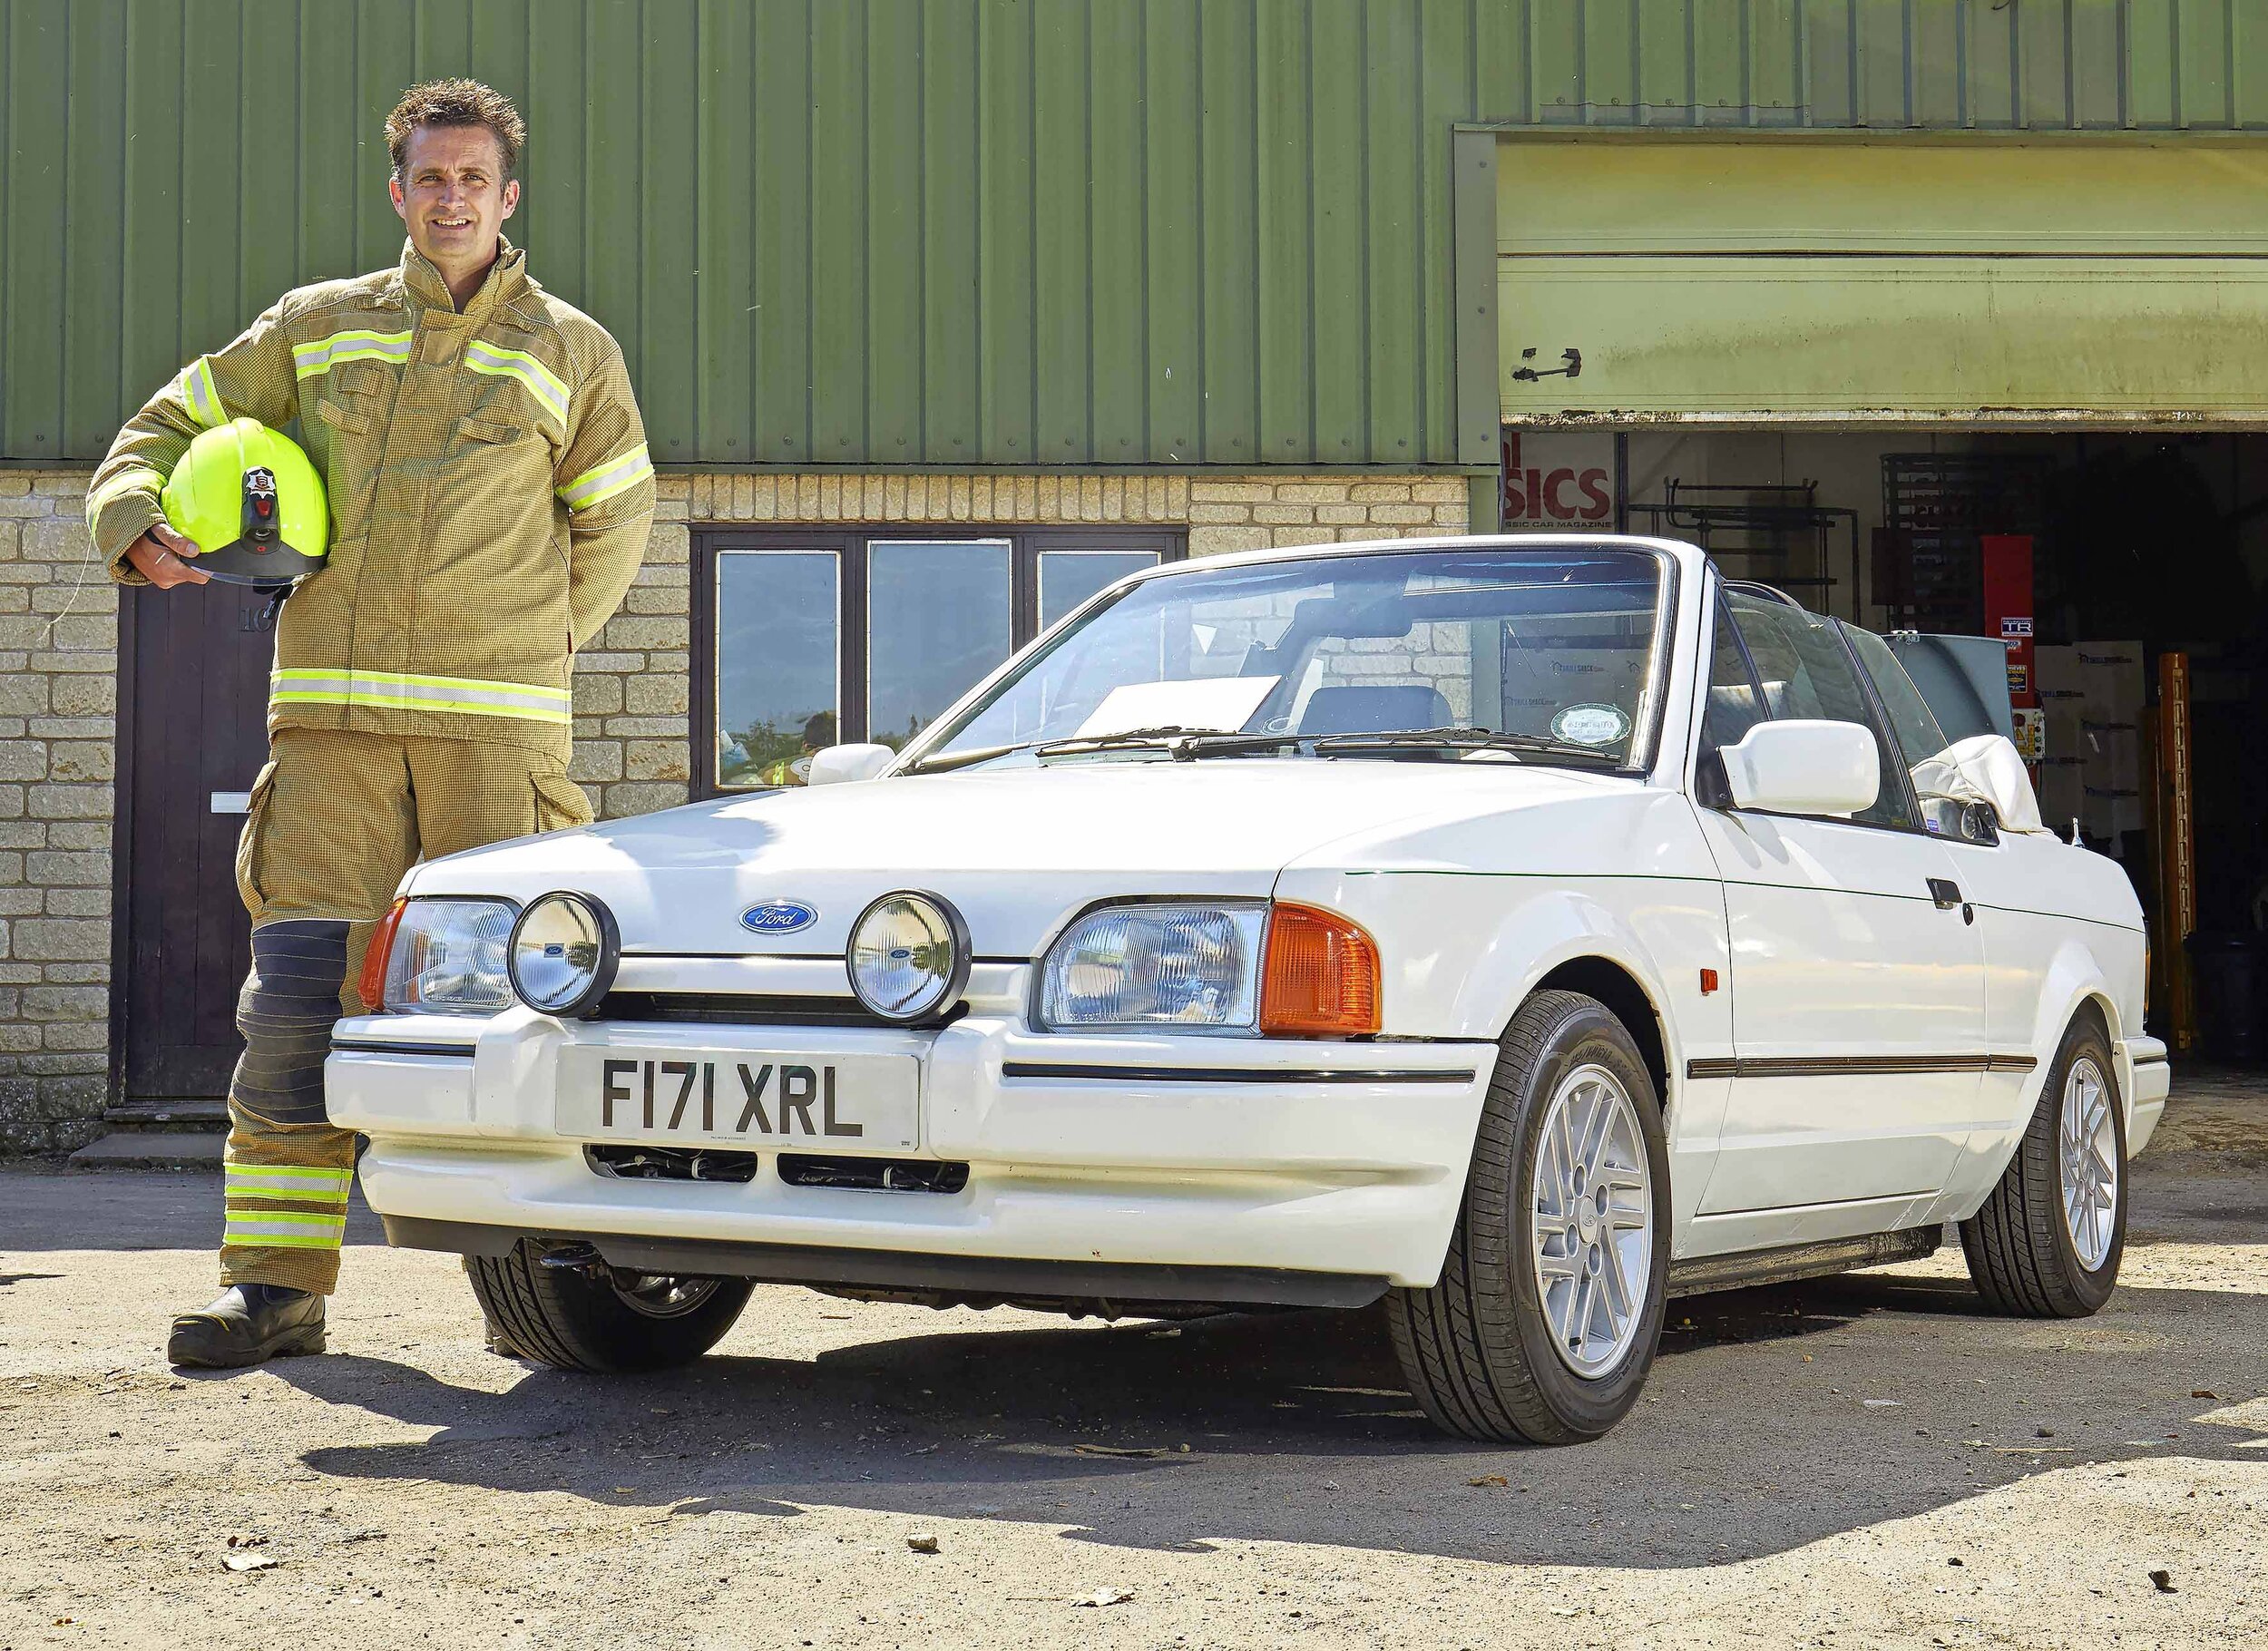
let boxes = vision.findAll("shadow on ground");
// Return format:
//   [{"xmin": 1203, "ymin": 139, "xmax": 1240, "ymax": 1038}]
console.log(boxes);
[
  {"xmin": 0, "ymin": 1167, "xmax": 387, "ymax": 1252},
  {"xmin": 276, "ymin": 1260, "xmax": 2266, "ymax": 1568}
]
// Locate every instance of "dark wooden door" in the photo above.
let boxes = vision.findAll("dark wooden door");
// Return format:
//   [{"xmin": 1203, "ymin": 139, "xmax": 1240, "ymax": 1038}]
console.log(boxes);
[{"xmin": 118, "ymin": 582, "xmax": 276, "ymax": 1099}]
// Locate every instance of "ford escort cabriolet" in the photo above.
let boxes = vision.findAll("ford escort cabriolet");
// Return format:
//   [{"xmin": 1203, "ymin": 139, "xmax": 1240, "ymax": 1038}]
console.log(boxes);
[{"xmin": 330, "ymin": 534, "xmax": 2166, "ymax": 1445}]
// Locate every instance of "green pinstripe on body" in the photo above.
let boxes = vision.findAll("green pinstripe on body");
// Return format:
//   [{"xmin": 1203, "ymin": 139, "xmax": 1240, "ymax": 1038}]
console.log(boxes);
[{"xmin": 1338, "ymin": 868, "xmax": 2143, "ymax": 932}]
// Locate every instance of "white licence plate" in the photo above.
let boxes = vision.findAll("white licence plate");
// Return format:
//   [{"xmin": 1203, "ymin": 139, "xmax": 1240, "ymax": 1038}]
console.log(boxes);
[{"xmin": 556, "ymin": 1048, "xmax": 920, "ymax": 1151}]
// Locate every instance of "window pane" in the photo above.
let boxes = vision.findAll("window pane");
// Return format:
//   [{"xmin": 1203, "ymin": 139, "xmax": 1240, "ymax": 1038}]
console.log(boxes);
[
  {"xmin": 1700, "ymin": 601, "xmax": 1765, "ymax": 759},
  {"xmin": 1725, "ymin": 591, "xmax": 1914, "ymax": 829},
  {"xmin": 868, "ymin": 541, "xmax": 1012, "ymax": 749},
  {"xmin": 1040, "ymin": 549, "xmax": 1160, "ymax": 630},
  {"xmin": 1842, "ymin": 621, "xmax": 1950, "ymax": 767},
  {"xmin": 715, "ymin": 551, "xmax": 838, "ymax": 789}
]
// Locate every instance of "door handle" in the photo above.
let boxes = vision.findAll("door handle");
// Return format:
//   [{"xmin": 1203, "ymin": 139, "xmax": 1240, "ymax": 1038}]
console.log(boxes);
[{"xmin": 1927, "ymin": 877, "xmax": 1963, "ymax": 910}]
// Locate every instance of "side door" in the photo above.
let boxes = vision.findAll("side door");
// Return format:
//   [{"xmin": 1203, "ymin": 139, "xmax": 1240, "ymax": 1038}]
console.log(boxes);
[
  {"xmin": 1689, "ymin": 586, "xmax": 1988, "ymax": 1236},
  {"xmin": 1842, "ymin": 626, "xmax": 2077, "ymax": 1197},
  {"xmin": 119, "ymin": 581, "xmax": 277, "ymax": 1101},
  {"xmin": 1842, "ymin": 620, "xmax": 2052, "ymax": 1153}
]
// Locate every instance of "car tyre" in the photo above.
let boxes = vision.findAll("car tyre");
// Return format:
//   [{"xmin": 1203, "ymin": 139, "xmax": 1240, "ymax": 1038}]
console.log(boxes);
[
  {"xmin": 465, "ymin": 1241, "xmax": 755, "ymax": 1373},
  {"xmin": 1387, "ymin": 989, "xmax": 1671, "ymax": 1445},
  {"xmin": 1960, "ymin": 1012, "xmax": 2126, "ymax": 1317}
]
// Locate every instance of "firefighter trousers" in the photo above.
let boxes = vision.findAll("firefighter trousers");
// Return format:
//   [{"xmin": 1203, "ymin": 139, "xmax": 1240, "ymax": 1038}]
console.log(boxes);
[{"xmin": 221, "ymin": 727, "xmax": 594, "ymax": 1294}]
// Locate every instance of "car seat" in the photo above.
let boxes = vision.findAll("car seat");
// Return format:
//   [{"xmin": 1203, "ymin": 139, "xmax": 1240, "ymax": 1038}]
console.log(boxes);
[{"xmin": 1295, "ymin": 684, "xmax": 1453, "ymax": 736}]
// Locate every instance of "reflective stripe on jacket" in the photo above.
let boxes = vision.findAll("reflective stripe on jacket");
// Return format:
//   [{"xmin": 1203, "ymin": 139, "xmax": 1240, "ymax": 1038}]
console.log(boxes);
[{"xmin": 86, "ymin": 238, "xmax": 655, "ymax": 756}]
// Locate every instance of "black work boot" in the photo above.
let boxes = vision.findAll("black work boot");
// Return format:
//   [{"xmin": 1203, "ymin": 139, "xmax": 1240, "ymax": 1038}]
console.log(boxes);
[{"xmin": 166, "ymin": 1284, "xmax": 327, "ymax": 1369}]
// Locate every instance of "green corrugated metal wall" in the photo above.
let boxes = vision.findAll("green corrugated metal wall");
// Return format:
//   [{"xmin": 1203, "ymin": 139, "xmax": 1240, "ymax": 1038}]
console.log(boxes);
[{"xmin": 5, "ymin": 0, "xmax": 2264, "ymax": 467}]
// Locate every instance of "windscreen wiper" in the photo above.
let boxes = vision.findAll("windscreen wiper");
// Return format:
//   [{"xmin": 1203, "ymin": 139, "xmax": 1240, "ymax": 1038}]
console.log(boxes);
[
  {"xmin": 1031, "ymin": 726, "xmax": 1208, "ymax": 759},
  {"xmin": 908, "ymin": 726, "xmax": 1286, "ymax": 772},
  {"xmin": 903, "ymin": 740, "xmax": 1033, "ymax": 775},
  {"xmin": 918, "ymin": 724, "xmax": 1619, "ymax": 771},
  {"xmin": 1168, "ymin": 731, "xmax": 1309, "ymax": 759},
  {"xmin": 1041, "ymin": 728, "xmax": 1330, "ymax": 762},
  {"xmin": 1309, "ymin": 726, "xmax": 1623, "ymax": 764}
]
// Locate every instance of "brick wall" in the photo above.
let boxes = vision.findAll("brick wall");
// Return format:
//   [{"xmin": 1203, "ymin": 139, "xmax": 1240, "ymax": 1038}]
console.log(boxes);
[
  {"xmin": 564, "ymin": 471, "xmax": 1469, "ymax": 820},
  {"xmin": 565, "ymin": 475, "xmax": 696, "ymax": 821},
  {"xmin": 0, "ymin": 465, "xmax": 1467, "ymax": 1153},
  {"xmin": 0, "ymin": 472, "xmax": 118, "ymax": 1155}
]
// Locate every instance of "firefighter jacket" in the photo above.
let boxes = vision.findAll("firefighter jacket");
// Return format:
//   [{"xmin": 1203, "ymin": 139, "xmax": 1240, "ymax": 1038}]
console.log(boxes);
[{"xmin": 86, "ymin": 237, "xmax": 655, "ymax": 757}]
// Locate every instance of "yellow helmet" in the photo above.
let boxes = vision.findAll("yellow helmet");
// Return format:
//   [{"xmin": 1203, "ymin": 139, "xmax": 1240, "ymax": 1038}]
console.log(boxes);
[{"xmin": 161, "ymin": 417, "xmax": 328, "ymax": 586}]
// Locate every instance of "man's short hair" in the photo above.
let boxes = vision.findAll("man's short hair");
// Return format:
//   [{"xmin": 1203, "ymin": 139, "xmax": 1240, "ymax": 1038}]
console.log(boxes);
[{"xmin": 386, "ymin": 79, "xmax": 526, "ymax": 178}]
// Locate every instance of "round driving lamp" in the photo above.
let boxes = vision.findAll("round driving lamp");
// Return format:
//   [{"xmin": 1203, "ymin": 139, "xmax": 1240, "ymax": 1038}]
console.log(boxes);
[
  {"xmin": 846, "ymin": 890, "xmax": 971, "ymax": 1024},
  {"xmin": 506, "ymin": 891, "xmax": 621, "ymax": 1017}
]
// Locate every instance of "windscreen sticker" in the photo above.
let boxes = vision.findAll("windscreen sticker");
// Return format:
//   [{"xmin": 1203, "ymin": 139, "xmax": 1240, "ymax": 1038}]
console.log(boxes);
[{"xmin": 1550, "ymin": 703, "xmax": 1630, "ymax": 746}]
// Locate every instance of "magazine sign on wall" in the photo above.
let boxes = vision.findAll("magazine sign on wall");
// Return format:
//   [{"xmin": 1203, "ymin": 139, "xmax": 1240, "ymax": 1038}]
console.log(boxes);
[{"xmin": 1501, "ymin": 432, "xmax": 1616, "ymax": 531}]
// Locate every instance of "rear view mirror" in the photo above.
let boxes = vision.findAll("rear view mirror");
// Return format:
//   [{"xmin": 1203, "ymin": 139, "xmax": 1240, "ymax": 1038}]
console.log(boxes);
[
  {"xmin": 806, "ymin": 743, "xmax": 896, "ymax": 786},
  {"xmin": 1719, "ymin": 719, "xmax": 1880, "ymax": 817}
]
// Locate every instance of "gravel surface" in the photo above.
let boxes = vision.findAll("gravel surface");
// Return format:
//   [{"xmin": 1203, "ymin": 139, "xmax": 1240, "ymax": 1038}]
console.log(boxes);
[{"xmin": 3, "ymin": 1078, "xmax": 2263, "ymax": 1648}]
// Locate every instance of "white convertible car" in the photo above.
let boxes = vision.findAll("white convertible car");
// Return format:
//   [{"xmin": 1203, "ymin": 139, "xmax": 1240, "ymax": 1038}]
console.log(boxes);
[{"xmin": 332, "ymin": 535, "xmax": 2168, "ymax": 1444}]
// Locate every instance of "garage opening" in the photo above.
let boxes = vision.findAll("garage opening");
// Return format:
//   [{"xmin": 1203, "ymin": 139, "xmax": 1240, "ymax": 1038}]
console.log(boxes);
[
  {"xmin": 1601, "ymin": 429, "xmax": 2265, "ymax": 1059},
  {"xmin": 1494, "ymin": 136, "xmax": 2268, "ymax": 1058}
]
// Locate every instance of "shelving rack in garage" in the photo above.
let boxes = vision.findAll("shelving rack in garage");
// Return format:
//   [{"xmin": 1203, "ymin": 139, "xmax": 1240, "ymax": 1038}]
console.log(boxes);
[
  {"xmin": 1628, "ymin": 481, "xmax": 1861, "ymax": 621},
  {"xmin": 1876, "ymin": 455, "xmax": 2055, "ymax": 633}
]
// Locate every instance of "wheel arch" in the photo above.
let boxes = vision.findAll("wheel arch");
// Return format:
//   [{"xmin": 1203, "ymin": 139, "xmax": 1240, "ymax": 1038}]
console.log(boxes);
[
  {"xmin": 2023, "ymin": 941, "xmax": 2129, "ymax": 1126},
  {"xmin": 1941, "ymin": 981, "xmax": 2129, "ymax": 1228},
  {"xmin": 1528, "ymin": 954, "xmax": 1671, "ymax": 1116}
]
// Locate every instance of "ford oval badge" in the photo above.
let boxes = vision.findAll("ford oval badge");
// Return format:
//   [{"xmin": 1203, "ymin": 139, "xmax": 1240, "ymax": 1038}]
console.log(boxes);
[{"xmin": 740, "ymin": 900, "xmax": 819, "ymax": 936}]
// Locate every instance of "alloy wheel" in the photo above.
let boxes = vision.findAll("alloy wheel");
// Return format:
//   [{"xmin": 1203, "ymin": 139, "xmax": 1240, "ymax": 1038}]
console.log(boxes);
[
  {"xmin": 1530, "ymin": 1062, "xmax": 1655, "ymax": 1377},
  {"xmin": 2058, "ymin": 1055, "xmax": 2119, "ymax": 1271}
]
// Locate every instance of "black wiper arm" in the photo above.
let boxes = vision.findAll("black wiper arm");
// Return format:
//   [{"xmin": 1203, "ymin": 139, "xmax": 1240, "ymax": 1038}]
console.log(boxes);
[
  {"xmin": 1310, "ymin": 726, "xmax": 1621, "ymax": 764},
  {"xmin": 904, "ymin": 740, "xmax": 1036, "ymax": 775},
  {"xmin": 1041, "ymin": 727, "xmax": 1325, "ymax": 762},
  {"xmin": 1031, "ymin": 725, "xmax": 1208, "ymax": 759},
  {"xmin": 911, "ymin": 725, "xmax": 1285, "ymax": 772},
  {"xmin": 1169, "ymin": 731, "xmax": 1310, "ymax": 759}
]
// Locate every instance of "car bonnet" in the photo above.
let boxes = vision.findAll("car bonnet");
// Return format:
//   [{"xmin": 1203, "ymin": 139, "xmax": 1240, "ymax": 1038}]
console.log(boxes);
[{"xmin": 402, "ymin": 758, "xmax": 1624, "ymax": 960}]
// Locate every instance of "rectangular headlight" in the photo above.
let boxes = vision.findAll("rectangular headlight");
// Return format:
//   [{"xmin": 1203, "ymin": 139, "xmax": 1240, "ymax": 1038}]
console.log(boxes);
[
  {"xmin": 381, "ymin": 897, "xmax": 517, "ymax": 1015},
  {"xmin": 1038, "ymin": 902, "xmax": 1265, "ymax": 1031}
]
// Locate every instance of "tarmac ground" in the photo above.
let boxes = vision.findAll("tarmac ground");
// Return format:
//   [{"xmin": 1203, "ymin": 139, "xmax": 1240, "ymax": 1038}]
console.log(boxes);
[{"xmin": 3, "ymin": 1070, "xmax": 2264, "ymax": 1648}]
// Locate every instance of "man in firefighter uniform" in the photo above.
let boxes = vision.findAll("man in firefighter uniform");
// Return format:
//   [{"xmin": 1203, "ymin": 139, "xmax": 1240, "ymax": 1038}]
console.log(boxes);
[{"xmin": 85, "ymin": 81, "xmax": 655, "ymax": 1367}]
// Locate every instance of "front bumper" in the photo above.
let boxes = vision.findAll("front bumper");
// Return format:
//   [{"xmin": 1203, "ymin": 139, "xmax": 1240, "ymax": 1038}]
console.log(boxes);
[{"xmin": 327, "ymin": 1008, "xmax": 1494, "ymax": 1294}]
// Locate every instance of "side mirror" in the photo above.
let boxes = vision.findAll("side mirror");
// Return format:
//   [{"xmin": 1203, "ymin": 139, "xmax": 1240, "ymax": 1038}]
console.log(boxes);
[
  {"xmin": 1718, "ymin": 719, "xmax": 1880, "ymax": 817},
  {"xmin": 806, "ymin": 743, "xmax": 896, "ymax": 786}
]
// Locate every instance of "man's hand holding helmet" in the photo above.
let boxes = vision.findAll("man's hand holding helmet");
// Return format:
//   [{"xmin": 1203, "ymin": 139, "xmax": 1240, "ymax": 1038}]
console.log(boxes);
[{"xmin": 127, "ymin": 523, "xmax": 209, "ymax": 589}]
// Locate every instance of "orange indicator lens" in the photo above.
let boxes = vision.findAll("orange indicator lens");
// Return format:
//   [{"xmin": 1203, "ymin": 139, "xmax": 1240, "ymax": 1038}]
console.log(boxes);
[
  {"xmin": 359, "ymin": 896, "xmax": 408, "ymax": 1011},
  {"xmin": 1259, "ymin": 903, "xmax": 1382, "ymax": 1037}
]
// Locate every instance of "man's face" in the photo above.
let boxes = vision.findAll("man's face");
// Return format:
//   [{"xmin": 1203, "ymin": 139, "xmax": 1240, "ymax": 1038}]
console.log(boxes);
[{"xmin": 389, "ymin": 124, "xmax": 518, "ymax": 269}]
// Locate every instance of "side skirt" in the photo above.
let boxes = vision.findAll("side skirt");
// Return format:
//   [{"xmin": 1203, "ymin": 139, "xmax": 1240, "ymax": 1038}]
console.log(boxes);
[{"xmin": 1667, "ymin": 1225, "xmax": 1941, "ymax": 1299}]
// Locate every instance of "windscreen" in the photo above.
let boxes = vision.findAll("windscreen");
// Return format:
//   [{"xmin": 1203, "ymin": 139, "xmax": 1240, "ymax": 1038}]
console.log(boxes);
[{"xmin": 918, "ymin": 545, "xmax": 1669, "ymax": 770}]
